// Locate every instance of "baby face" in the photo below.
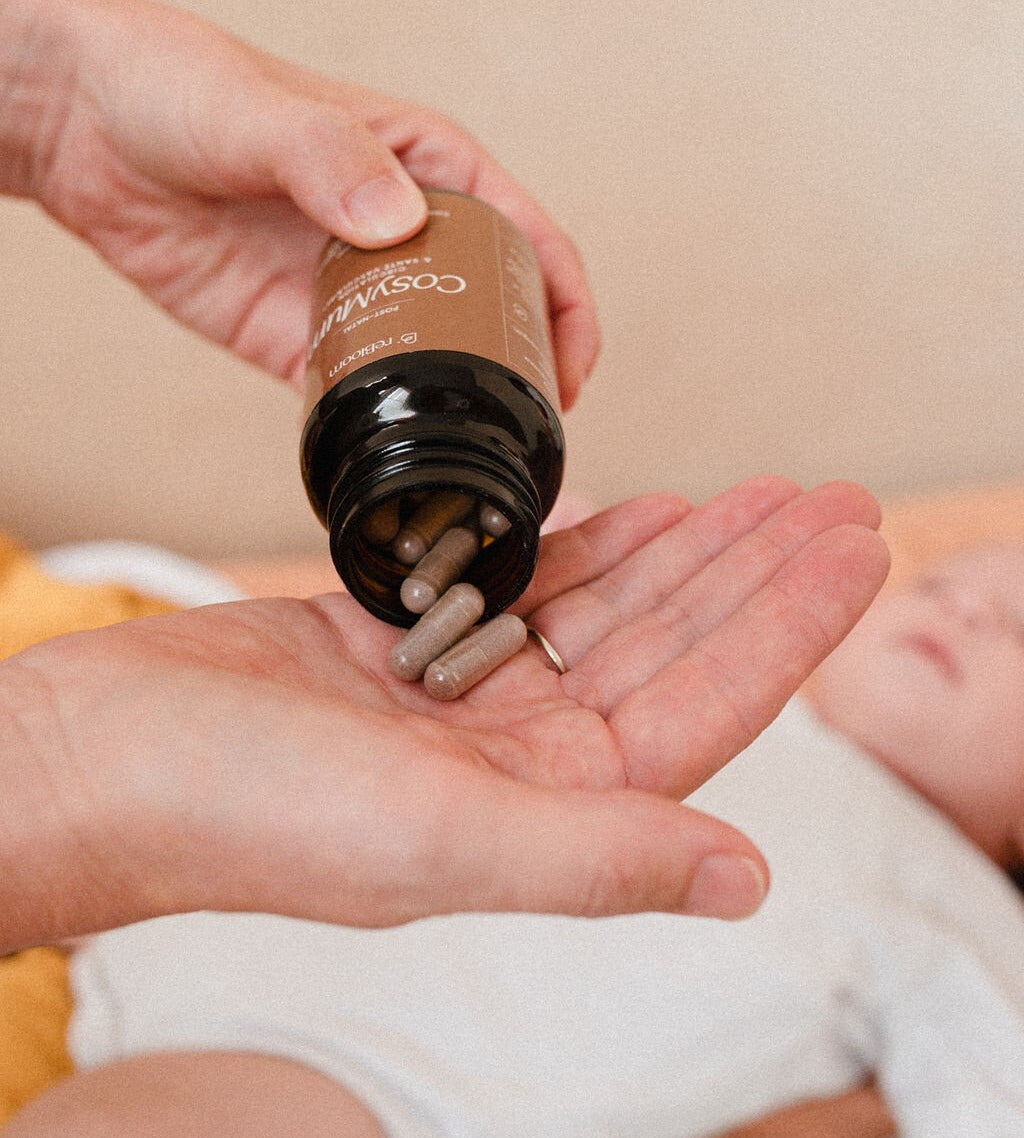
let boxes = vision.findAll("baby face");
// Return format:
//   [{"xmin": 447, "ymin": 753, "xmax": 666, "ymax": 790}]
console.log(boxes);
[{"xmin": 812, "ymin": 545, "xmax": 1024, "ymax": 866}]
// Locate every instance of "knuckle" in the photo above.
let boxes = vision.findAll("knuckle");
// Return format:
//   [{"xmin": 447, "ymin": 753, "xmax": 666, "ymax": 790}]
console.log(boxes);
[{"xmin": 288, "ymin": 100, "xmax": 362, "ymax": 157}]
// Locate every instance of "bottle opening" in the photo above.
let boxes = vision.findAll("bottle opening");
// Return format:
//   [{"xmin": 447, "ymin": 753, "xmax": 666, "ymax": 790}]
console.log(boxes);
[{"xmin": 328, "ymin": 463, "xmax": 540, "ymax": 627}]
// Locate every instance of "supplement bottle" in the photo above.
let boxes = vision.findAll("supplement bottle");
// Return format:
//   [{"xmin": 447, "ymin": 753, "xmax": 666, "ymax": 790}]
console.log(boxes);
[{"xmin": 301, "ymin": 189, "xmax": 565, "ymax": 626}]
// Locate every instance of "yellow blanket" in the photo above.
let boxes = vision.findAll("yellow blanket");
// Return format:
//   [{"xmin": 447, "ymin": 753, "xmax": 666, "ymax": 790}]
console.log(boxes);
[{"xmin": 0, "ymin": 535, "xmax": 175, "ymax": 1123}]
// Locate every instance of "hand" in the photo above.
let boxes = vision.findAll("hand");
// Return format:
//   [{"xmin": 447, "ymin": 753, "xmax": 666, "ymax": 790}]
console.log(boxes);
[
  {"xmin": 7, "ymin": 0, "xmax": 597, "ymax": 406},
  {"xmin": 0, "ymin": 477, "xmax": 887, "ymax": 951}
]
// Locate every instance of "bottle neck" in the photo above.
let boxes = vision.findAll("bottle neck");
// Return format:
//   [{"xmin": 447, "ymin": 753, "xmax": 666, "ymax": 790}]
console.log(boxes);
[{"xmin": 300, "ymin": 349, "xmax": 564, "ymax": 527}]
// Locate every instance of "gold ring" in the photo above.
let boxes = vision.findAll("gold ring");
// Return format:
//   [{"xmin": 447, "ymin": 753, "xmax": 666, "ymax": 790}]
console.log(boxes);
[{"xmin": 527, "ymin": 627, "xmax": 568, "ymax": 674}]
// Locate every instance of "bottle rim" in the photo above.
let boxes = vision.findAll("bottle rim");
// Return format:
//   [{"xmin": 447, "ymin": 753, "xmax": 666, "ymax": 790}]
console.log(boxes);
[{"xmin": 327, "ymin": 441, "xmax": 542, "ymax": 627}]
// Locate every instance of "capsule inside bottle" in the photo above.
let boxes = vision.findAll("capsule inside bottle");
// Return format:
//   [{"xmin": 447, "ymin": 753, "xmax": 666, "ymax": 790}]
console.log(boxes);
[{"xmin": 342, "ymin": 484, "xmax": 527, "ymax": 627}]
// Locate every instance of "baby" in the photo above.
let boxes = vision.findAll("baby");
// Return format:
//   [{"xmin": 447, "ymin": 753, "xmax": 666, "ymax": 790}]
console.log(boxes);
[
  {"xmin": 16, "ymin": 545, "xmax": 1024, "ymax": 1137},
  {"xmin": 812, "ymin": 543, "xmax": 1024, "ymax": 875}
]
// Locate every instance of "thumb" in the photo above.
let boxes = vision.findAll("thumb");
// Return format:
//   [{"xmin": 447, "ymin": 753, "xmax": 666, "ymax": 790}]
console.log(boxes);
[
  {"xmin": 271, "ymin": 98, "xmax": 428, "ymax": 248},
  {"xmin": 455, "ymin": 784, "xmax": 770, "ymax": 922}
]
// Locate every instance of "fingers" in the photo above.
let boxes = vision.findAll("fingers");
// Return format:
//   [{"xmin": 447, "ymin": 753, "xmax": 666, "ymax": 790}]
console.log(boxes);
[
  {"xmin": 515, "ymin": 220, "xmax": 600, "ymax": 411},
  {"xmin": 386, "ymin": 113, "xmax": 601, "ymax": 408},
  {"xmin": 448, "ymin": 780, "xmax": 769, "ymax": 922},
  {"xmin": 65, "ymin": 3, "xmax": 429, "ymax": 252},
  {"xmin": 610, "ymin": 522, "xmax": 890, "ymax": 797},
  {"xmin": 528, "ymin": 475, "xmax": 805, "ymax": 662},
  {"xmin": 460, "ymin": 164, "xmax": 601, "ymax": 410},
  {"xmin": 518, "ymin": 478, "xmax": 887, "ymax": 800},
  {"xmin": 271, "ymin": 101, "xmax": 428, "ymax": 248},
  {"xmin": 513, "ymin": 492, "xmax": 691, "ymax": 615},
  {"xmin": 558, "ymin": 480, "xmax": 882, "ymax": 704},
  {"xmin": 266, "ymin": 84, "xmax": 599, "ymax": 402},
  {"xmin": 274, "ymin": 98, "xmax": 598, "ymax": 403}
]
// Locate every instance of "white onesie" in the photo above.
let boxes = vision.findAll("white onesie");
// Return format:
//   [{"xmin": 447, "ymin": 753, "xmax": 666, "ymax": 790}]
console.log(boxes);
[{"xmin": 70, "ymin": 698, "xmax": 1024, "ymax": 1136}]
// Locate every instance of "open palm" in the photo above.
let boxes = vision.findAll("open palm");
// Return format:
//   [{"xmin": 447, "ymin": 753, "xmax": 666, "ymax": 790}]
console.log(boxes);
[{"xmin": 6, "ymin": 477, "xmax": 887, "ymax": 951}]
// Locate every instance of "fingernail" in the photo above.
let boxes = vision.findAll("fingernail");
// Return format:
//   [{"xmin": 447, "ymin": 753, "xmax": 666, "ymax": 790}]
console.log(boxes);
[
  {"xmin": 685, "ymin": 855, "xmax": 767, "ymax": 920},
  {"xmin": 344, "ymin": 175, "xmax": 426, "ymax": 244}
]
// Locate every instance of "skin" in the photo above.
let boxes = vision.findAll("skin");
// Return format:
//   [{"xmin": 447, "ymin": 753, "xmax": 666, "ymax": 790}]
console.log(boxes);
[
  {"xmin": 0, "ymin": 0, "xmax": 599, "ymax": 407},
  {"xmin": 813, "ymin": 544, "xmax": 1024, "ymax": 867},
  {"xmin": 4, "ymin": 477, "xmax": 890, "ymax": 1134},
  {"xmin": 727, "ymin": 545, "xmax": 1024, "ymax": 1138},
  {"xmin": 39, "ymin": 548, "xmax": 1024, "ymax": 1138},
  {"xmin": 8, "ymin": 1064, "xmax": 900, "ymax": 1138},
  {"xmin": 715, "ymin": 1081, "xmax": 896, "ymax": 1138},
  {"xmin": 0, "ymin": 3, "xmax": 893, "ymax": 1131},
  {"xmin": 0, "ymin": 0, "xmax": 891, "ymax": 950},
  {"xmin": 0, "ymin": 477, "xmax": 889, "ymax": 950}
]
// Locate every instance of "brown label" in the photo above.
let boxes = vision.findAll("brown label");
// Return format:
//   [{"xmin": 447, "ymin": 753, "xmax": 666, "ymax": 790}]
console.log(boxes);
[{"xmin": 304, "ymin": 190, "xmax": 559, "ymax": 418}]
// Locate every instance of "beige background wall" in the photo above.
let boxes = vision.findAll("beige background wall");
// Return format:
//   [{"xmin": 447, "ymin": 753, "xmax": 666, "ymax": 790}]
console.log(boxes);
[{"xmin": 2, "ymin": 0, "xmax": 1022, "ymax": 559}]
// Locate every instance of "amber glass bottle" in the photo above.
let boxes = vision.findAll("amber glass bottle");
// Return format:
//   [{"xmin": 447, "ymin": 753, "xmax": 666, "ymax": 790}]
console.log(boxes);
[{"xmin": 301, "ymin": 190, "xmax": 565, "ymax": 626}]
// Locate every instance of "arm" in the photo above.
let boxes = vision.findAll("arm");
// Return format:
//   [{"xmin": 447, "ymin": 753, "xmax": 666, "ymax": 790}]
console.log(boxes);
[
  {"xmin": 3, "ymin": 1052, "xmax": 387, "ymax": 1138},
  {"xmin": 718, "ymin": 1082, "xmax": 896, "ymax": 1138},
  {"xmin": 0, "ymin": 0, "xmax": 597, "ymax": 405},
  {"xmin": 0, "ymin": 480, "xmax": 888, "ymax": 951}
]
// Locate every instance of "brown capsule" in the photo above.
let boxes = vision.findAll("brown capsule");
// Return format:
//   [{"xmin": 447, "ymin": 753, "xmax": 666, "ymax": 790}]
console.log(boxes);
[
  {"xmin": 359, "ymin": 498, "xmax": 401, "ymax": 546},
  {"xmin": 478, "ymin": 502, "xmax": 511, "ymax": 538},
  {"xmin": 392, "ymin": 491, "xmax": 476, "ymax": 565},
  {"xmin": 423, "ymin": 613, "xmax": 528, "ymax": 701},
  {"xmin": 400, "ymin": 525, "xmax": 480, "ymax": 614},
  {"xmin": 388, "ymin": 583, "xmax": 485, "ymax": 682}
]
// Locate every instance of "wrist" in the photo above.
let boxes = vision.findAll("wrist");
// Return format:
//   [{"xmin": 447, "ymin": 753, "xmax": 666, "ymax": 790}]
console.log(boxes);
[
  {"xmin": 0, "ymin": 651, "xmax": 170, "ymax": 951},
  {"xmin": 0, "ymin": 0, "xmax": 78, "ymax": 199},
  {"xmin": 0, "ymin": 655, "xmax": 85, "ymax": 950}
]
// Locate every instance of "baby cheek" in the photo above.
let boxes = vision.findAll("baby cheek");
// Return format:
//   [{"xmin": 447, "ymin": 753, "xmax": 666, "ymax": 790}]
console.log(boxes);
[
  {"xmin": 1000, "ymin": 699, "xmax": 1024, "ymax": 772},
  {"xmin": 961, "ymin": 671, "xmax": 1024, "ymax": 776}
]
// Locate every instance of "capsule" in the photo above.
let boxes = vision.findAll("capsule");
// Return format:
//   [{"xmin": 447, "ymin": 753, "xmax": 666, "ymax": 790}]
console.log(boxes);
[
  {"xmin": 478, "ymin": 503, "xmax": 511, "ymax": 538},
  {"xmin": 400, "ymin": 525, "xmax": 480, "ymax": 614},
  {"xmin": 424, "ymin": 613, "xmax": 528, "ymax": 701},
  {"xmin": 359, "ymin": 498, "xmax": 401, "ymax": 546},
  {"xmin": 388, "ymin": 583, "xmax": 486, "ymax": 682},
  {"xmin": 392, "ymin": 491, "xmax": 476, "ymax": 566}
]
